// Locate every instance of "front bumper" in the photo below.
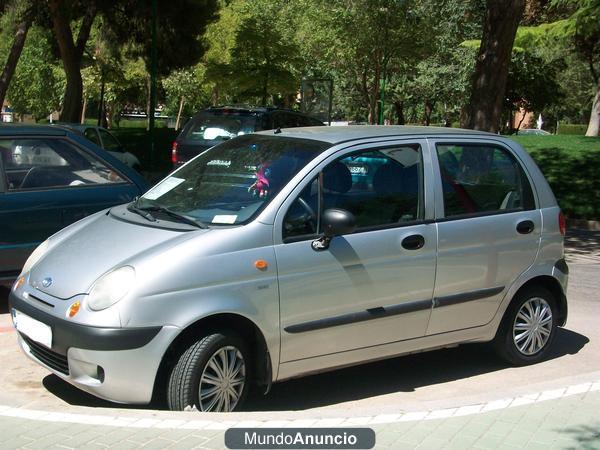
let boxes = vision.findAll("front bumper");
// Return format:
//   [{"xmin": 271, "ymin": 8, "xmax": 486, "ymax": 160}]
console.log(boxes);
[{"xmin": 9, "ymin": 290, "xmax": 179, "ymax": 404}]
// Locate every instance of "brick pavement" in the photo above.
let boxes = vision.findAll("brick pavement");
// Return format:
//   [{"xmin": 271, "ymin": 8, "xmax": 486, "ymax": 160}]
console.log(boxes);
[{"xmin": 0, "ymin": 389, "xmax": 598, "ymax": 449}]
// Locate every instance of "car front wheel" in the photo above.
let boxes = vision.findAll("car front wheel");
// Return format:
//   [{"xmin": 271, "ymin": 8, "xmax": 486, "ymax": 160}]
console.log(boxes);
[
  {"xmin": 494, "ymin": 286, "xmax": 557, "ymax": 366},
  {"xmin": 167, "ymin": 332, "xmax": 250, "ymax": 412}
]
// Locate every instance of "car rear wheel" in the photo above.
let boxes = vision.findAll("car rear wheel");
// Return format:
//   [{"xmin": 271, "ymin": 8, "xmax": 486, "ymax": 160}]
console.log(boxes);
[
  {"xmin": 494, "ymin": 286, "xmax": 557, "ymax": 365},
  {"xmin": 167, "ymin": 332, "xmax": 250, "ymax": 412}
]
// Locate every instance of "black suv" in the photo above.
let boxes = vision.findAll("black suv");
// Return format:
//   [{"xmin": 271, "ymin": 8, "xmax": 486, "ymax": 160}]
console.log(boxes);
[{"xmin": 171, "ymin": 106, "xmax": 325, "ymax": 166}]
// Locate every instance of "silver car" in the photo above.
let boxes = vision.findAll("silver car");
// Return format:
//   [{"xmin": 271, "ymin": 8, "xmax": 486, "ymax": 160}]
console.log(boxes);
[{"xmin": 9, "ymin": 126, "xmax": 569, "ymax": 412}]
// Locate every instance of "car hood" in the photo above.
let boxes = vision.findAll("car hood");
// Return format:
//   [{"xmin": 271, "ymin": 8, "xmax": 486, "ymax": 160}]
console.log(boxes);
[{"xmin": 29, "ymin": 207, "xmax": 206, "ymax": 299}]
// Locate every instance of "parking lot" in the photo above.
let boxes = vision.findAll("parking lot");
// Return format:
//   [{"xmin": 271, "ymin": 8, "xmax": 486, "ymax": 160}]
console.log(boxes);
[{"xmin": 0, "ymin": 229, "xmax": 598, "ymax": 448}]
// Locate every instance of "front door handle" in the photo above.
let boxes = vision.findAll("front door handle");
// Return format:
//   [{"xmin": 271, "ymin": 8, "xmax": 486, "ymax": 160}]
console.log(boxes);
[
  {"xmin": 401, "ymin": 234, "xmax": 425, "ymax": 250},
  {"xmin": 516, "ymin": 220, "xmax": 535, "ymax": 234}
]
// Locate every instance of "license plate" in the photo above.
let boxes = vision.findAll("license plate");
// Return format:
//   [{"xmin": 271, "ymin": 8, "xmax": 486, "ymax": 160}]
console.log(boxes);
[{"xmin": 12, "ymin": 309, "xmax": 52, "ymax": 349}]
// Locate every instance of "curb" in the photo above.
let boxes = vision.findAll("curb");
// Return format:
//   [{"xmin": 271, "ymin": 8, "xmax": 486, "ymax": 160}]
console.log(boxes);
[{"xmin": 0, "ymin": 380, "xmax": 599, "ymax": 429}]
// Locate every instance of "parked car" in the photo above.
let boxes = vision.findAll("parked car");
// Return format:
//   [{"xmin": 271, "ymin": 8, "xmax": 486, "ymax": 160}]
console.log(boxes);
[
  {"xmin": 516, "ymin": 128, "xmax": 551, "ymax": 136},
  {"xmin": 10, "ymin": 126, "xmax": 568, "ymax": 413},
  {"xmin": 57, "ymin": 124, "xmax": 142, "ymax": 171},
  {"xmin": 0, "ymin": 125, "xmax": 148, "ymax": 285},
  {"xmin": 171, "ymin": 106, "xmax": 325, "ymax": 166}
]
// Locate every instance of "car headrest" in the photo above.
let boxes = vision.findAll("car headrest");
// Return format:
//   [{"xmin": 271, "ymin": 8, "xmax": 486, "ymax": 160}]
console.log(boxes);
[{"xmin": 323, "ymin": 161, "xmax": 352, "ymax": 193}]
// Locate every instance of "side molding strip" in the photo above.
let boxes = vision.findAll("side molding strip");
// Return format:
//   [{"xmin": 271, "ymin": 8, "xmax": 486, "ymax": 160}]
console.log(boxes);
[
  {"xmin": 284, "ymin": 298, "xmax": 432, "ymax": 334},
  {"xmin": 434, "ymin": 286, "xmax": 505, "ymax": 308}
]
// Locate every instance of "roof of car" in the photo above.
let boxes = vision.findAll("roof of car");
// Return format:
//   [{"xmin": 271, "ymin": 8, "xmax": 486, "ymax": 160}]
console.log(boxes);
[
  {"xmin": 0, "ymin": 124, "xmax": 68, "ymax": 136},
  {"xmin": 256, "ymin": 125, "xmax": 496, "ymax": 144},
  {"xmin": 203, "ymin": 106, "xmax": 312, "ymax": 115}
]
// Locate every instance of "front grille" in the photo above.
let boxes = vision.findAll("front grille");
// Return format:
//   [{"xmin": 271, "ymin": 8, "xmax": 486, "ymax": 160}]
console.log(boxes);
[{"xmin": 21, "ymin": 334, "xmax": 69, "ymax": 375}]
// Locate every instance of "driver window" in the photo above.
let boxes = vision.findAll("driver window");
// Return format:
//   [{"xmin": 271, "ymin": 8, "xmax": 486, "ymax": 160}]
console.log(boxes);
[
  {"xmin": 283, "ymin": 145, "xmax": 424, "ymax": 240},
  {"xmin": 283, "ymin": 176, "xmax": 319, "ymax": 239},
  {"xmin": 2, "ymin": 138, "xmax": 125, "ymax": 190}
]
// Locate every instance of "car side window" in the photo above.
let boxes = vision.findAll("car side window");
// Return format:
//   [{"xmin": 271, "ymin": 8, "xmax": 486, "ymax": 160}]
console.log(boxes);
[
  {"xmin": 98, "ymin": 128, "xmax": 123, "ymax": 152},
  {"xmin": 283, "ymin": 145, "xmax": 424, "ymax": 240},
  {"xmin": 84, "ymin": 128, "xmax": 101, "ymax": 146},
  {"xmin": 436, "ymin": 144, "xmax": 535, "ymax": 218},
  {"xmin": 2, "ymin": 138, "xmax": 125, "ymax": 190}
]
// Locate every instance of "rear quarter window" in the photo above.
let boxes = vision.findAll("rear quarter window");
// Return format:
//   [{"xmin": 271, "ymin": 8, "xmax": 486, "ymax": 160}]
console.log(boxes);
[{"xmin": 436, "ymin": 143, "xmax": 535, "ymax": 218}]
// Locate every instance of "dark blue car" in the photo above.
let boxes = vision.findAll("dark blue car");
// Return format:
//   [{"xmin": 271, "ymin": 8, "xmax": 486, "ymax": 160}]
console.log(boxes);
[{"xmin": 0, "ymin": 125, "xmax": 148, "ymax": 284}]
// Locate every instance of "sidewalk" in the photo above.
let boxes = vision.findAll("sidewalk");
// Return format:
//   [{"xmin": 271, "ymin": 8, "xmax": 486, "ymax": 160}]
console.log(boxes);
[{"xmin": 1, "ymin": 387, "xmax": 599, "ymax": 449}]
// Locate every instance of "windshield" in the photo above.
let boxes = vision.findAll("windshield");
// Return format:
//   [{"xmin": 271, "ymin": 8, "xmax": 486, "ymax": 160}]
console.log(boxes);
[
  {"xmin": 183, "ymin": 111, "xmax": 259, "ymax": 143},
  {"xmin": 138, "ymin": 135, "xmax": 330, "ymax": 225}
]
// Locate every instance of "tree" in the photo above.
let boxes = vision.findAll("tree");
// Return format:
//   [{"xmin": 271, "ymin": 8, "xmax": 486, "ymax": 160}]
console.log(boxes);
[
  {"xmin": 108, "ymin": 0, "xmax": 219, "ymax": 124},
  {"xmin": 226, "ymin": 2, "xmax": 300, "ymax": 105},
  {"xmin": 505, "ymin": 49, "xmax": 563, "ymax": 130},
  {"xmin": 461, "ymin": 0, "xmax": 526, "ymax": 132},
  {"xmin": 7, "ymin": 26, "xmax": 64, "ymax": 121},
  {"xmin": 563, "ymin": 0, "xmax": 600, "ymax": 135},
  {"xmin": 514, "ymin": 0, "xmax": 599, "ymax": 135},
  {"xmin": 0, "ymin": 0, "xmax": 34, "ymax": 110},
  {"xmin": 47, "ymin": 0, "xmax": 219, "ymax": 123},
  {"xmin": 293, "ymin": 0, "xmax": 430, "ymax": 124},
  {"xmin": 162, "ymin": 67, "xmax": 210, "ymax": 129},
  {"xmin": 47, "ymin": 0, "xmax": 97, "ymax": 122},
  {"xmin": 389, "ymin": 0, "xmax": 483, "ymax": 126}
]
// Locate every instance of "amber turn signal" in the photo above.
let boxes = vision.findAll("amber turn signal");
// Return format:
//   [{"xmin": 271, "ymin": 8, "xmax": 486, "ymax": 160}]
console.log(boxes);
[
  {"xmin": 67, "ymin": 301, "xmax": 81, "ymax": 318},
  {"xmin": 254, "ymin": 260, "xmax": 268, "ymax": 270},
  {"xmin": 13, "ymin": 276, "xmax": 25, "ymax": 291}
]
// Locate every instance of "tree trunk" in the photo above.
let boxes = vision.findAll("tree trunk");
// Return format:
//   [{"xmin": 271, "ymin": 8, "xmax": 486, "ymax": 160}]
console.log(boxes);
[
  {"xmin": 423, "ymin": 100, "xmax": 434, "ymax": 126},
  {"xmin": 97, "ymin": 76, "xmax": 105, "ymax": 127},
  {"xmin": 146, "ymin": 75, "xmax": 152, "ymax": 131},
  {"xmin": 585, "ymin": 85, "xmax": 600, "ymax": 136},
  {"xmin": 81, "ymin": 96, "xmax": 87, "ymax": 124},
  {"xmin": 175, "ymin": 95, "xmax": 185, "ymax": 130},
  {"xmin": 394, "ymin": 101, "xmax": 405, "ymax": 125},
  {"xmin": 0, "ymin": 14, "xmax": 32, "ymax": 110},
  {"xmin": 460, "ymin": 0, "xmax": 525, "ymax": 133},
  {"xmin": 48, "ymin": 0, "xmax": 97, "ymax": 123}
]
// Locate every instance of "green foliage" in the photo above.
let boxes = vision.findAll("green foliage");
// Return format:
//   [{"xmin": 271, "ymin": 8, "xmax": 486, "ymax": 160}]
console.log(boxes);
[
  {"xmin": 106, "ymin": 0, "xmax": 220, "ymax": 76},
  {"xmin": 6, "ymin": 26, "xmax": 63, "ymax": 120},
  {"xmin": 162, "ymin": 67, "xmax": 211, "ymax": 118},
  {"xmin": 505, "ymin": 49, "xmax": 563, "ymax": 121},
  {"xmin": 513, "ymin": 134, "xmax": 600, "ymax": 218},
  {"xmin": 204, "ymin": 0, "xmax": 301, "ymax": 105}
]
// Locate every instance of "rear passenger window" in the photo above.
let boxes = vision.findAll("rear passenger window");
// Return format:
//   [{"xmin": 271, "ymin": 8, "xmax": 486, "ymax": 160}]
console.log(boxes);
[
  {"xmin": 436, "ymin": 144, "xmax": 535, "ymax": 218},
  {"xmin": 283, "ymin": 145, "xmax": 423, "ymax": 239}
]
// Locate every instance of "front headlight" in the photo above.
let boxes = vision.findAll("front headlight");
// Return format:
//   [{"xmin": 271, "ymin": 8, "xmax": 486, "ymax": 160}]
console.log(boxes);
[
  {"xmin": 21, "ymin": 240, "xmax": 50, "ymax": 274},
  {"xmin": 87, "ymin": 266, "xmax": 136, "ymax": 311}
]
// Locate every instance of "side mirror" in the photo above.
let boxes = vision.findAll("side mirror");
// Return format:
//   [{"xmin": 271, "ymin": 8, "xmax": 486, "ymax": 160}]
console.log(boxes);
[{"xmin": 312, "ymin": 208, "xmax": 356, "ymax": 251}]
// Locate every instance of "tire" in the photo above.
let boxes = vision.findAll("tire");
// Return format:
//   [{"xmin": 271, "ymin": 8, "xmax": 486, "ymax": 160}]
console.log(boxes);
[
  {"xmin": 494, "ymin": 286, "xmax": 558, "ymax": 366},
  {"xmin": 167, "ymin": 332, "xmax": 250, "ymax": 412}
]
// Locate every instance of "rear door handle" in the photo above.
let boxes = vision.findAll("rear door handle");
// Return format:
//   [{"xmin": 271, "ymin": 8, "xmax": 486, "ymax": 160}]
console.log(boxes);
[
  {"xmin": 516, "ymin": 220, "xmax": 535, "ymax": 234},
  {"xmin": 401, "ymin": 234, "xmax": 425, "ymax": 250}
]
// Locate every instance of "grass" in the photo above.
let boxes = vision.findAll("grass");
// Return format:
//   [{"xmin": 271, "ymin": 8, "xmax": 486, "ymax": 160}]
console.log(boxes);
[{"xmin": 511, "ymin": 135, "xmax": 600, "ymax": 220}]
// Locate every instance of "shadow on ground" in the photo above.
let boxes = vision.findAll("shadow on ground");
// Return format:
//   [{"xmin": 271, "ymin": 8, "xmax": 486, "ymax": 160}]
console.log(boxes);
[
  {"xmin": 565, "ymin": 229, "xmax": 600, "ymax": 259},
  {"xmin": 41, "ymin": 327, "xmax": 588, "ymax": 412}
]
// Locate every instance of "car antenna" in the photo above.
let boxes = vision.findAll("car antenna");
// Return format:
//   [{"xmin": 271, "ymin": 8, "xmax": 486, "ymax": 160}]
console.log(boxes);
[{"xmin": 274, "ymin": 127, "xmax": 282, "ymax": 134}]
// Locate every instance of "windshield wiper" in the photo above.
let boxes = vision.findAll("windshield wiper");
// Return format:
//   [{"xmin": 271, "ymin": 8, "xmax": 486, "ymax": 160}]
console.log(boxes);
[
  {"xmin": 127, "ymin": 203, "xmax": 157, "ymax": 222},
  {"xmin": 137, "ymin": 205, "xmax": 208, "ymax": 229}
]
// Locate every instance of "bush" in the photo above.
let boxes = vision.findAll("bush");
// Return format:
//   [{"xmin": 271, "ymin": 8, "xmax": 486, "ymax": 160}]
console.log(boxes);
[
  {"xmin": 557, "ymin": 123, "xmax": 587, "ymax": 135},
  {"xmin": 111, "ymin": 127, "xmax": 178, "ymax": 175}
]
